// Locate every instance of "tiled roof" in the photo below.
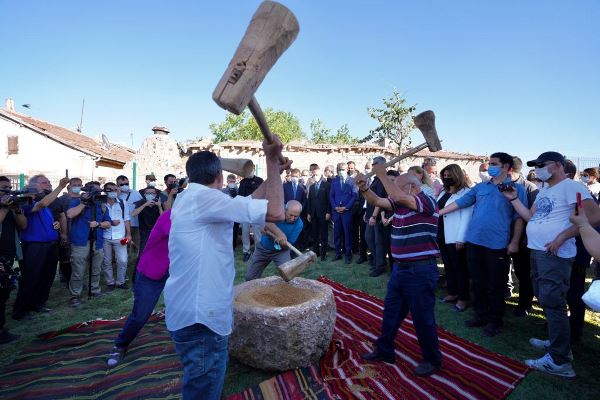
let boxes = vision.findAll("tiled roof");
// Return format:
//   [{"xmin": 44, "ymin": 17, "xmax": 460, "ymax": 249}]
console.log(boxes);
[
  {"xmin": 186, "ymin": 140, "xmax": 484, "ymax": 161},
  {"xmin": 0, "ymin": 109, "xmax": 135, "ymax": 165}
]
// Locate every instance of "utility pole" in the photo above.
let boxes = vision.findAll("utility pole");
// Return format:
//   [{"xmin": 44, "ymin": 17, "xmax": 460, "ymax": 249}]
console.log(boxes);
[{"xmin": 77, "ymin": 99, "xmax": 85, "ymax": 132}]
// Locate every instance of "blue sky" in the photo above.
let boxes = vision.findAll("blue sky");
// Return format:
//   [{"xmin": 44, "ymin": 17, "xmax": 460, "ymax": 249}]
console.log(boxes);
[{"xmin": 1, "ymin": 0, "xmax": 599, "ymax": 165}]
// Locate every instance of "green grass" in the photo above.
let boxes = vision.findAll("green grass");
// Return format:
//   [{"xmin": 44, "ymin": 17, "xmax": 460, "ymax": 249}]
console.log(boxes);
[{"xmin": 1, "ymin": 252, "xmax": 599, "ymax": 399}]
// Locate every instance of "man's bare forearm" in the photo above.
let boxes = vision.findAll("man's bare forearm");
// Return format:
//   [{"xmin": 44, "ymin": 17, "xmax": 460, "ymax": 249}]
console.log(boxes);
[{"xmin": 264, "ymin": 159, "xmax": 285, "ymax": 221}]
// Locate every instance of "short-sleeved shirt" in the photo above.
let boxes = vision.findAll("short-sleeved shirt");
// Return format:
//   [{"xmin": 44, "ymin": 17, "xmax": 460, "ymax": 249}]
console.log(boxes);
[
  {"xmin": 119, "ymin": 190, "xmax": 143, "ymax": 228},
  {"xmin": 20, "ymin": 203, "xmax": 58, "ymax": 243},
  {"xmin": 49, "ymin": 193, "xmax": 71, "ymax": 221},
  {"xmin": 137, "ymin": 210, "xmax": 171, "ymax": 280},
  {"xmin": 455, "ymin": 179, "xmax": 527, "ymax": 249},
  {"xmin": 165, "ymin": 183, "xmax": 267, "ymax": 336},
  {"xmin": 67, "ymin": 199, "xmax": 111, "ymax": 249},
  {"xmin": 527, "ymin": 178, "xmax": 592, "ymax": 258},
  {"xmin": 389, "ymin": 191, "xmax": 440, "ymax": 262},
  {"xmin": 103, "ymin": 200, "xmax": 130, "ymax": 240},
  {"xmin": 134, "ymin": 200, "xmax": 161, "ymax": 232},
  {"xmin": 260, "ymin": 219, "xmax": 303, "ymax": 251}
]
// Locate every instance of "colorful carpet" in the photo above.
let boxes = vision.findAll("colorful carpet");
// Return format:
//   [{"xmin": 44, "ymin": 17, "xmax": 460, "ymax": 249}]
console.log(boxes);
[
  {"xmin": 317, "ymin": 276, "xmax": 530, "ymax": 400},
  {"xmin": 0, "ymin": 313, "xmax": 182, "ymax": 399}
]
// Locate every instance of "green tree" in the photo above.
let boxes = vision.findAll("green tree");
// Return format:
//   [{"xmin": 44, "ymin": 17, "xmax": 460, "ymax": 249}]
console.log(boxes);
[
  {"xmin": 209, "ymin": 109, "xmax": 305, "ymax": 143},
  {"xmin": 331, "ymin": 123, "xmax": 358, "ymax": 145},
  {"xmin": 310, "ymin": 119, "xmax": 358, "ymax": 145},
  {"xmin": 363, "ymin": 91, "xmax": 416, "ymax": 153}
]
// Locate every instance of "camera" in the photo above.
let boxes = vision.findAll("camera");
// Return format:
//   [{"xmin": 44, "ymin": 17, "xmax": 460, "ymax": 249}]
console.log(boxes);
[
  {"xmin": 0, "ymin": 188, "xmax": 34, "ymax": 209},
  {"xmin": 80, "ymin": 185, "xmax": 107, "ymax": 204},
  {"xmin": 0, "ymin": 256, "xmax": 20, "ymax": 289},
  {"xmin": 497, "ymin": 182, "xmax": 515, "ymax": 192}
]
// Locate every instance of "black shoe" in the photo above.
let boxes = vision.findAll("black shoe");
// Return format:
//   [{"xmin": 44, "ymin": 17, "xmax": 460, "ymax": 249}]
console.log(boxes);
[
  {"xmin": 0, "ymin": 329, "xmax": 20, "ymax": 344},
  {"xmin": 243, "ymin": 252, "xmax": 251, "ymax": 262},
  {"xmin": 512, "ymin": 306, "xmax": 532, "ymax": 317},
  {"xmin": 106, "ymin": 284, "xmax": 116, "ymax": 292},
  {"xmin": 481, "ymin": 323, "xmax": 501, "ymax": 337},
  {"xmin": 345, "ymin": 257, "xmax": 352, "ymax": 265},
  {"xmin": 464, "ymin": 317, "xmax": 487, "ymax": 328},
  {"xmin": 415, "ymin": 361, "xmax": 441, "ymax": 377},
  {"xmin": 356, "ymin": 256, "xmax": 367, "ymax": 264},
  {"xmin": 69, "ymin": 297, "xmax": 81, "ymax": 308},
  {"xmin": 369, "ymin": 268, "xmax": 385, "ymax": 277},
  {"xmin": 333, "ymin": 255, "xmax": 343, "ymax": 261},
  {"xmin": 116, "ymin": 283, "xmax": 129, "ymax": 290},
  {"xmin": 361, "ymin": 349, "xmax": 395, "ymax": 364},
  {"xmin": 12, "ymin": 312, "xmax": 33, "ymax": 321}
]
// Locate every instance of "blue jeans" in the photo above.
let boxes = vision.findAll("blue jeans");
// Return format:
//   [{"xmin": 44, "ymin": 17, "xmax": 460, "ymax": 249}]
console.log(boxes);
[
  {"xmin": 170, "ymin": 323, "xmax": 229, "ymax": 400},
  {"xmin": 375, "ymin": 260, "xmax": 441, "ymax": 365},
  {"xmin": 115, "ymin": 272, "xmax": 167, "ymax": 349}
]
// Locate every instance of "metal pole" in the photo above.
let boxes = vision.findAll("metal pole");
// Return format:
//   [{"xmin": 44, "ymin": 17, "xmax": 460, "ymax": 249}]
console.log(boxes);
[
  {"xmin": 132, "ymin": 161, "xmax": 137, "ymax": 190},
  {"xmin": 19, "ymin": 173, "xmax": 25, "ymax": 190}
]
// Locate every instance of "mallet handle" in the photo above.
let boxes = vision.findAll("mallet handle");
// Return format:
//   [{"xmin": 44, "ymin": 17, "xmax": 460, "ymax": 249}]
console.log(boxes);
[
  {"xmin": 364, "ymin": 142, "xmax": 429, "ymax": 180},
  {"xmin": 248, "ymin": 96, "xmax": 287, "ymax": 164},
  {"xmin": 265, "ymin": 230, "xmax": 302, "ymax": 256}
]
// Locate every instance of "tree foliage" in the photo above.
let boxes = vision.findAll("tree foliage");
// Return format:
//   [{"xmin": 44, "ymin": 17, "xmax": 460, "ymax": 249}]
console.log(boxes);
[
  {"xmin": 362, "ymin": 91, "xmax": 416, "ymax": 153},
  {"xmin": 310, "ymin": 119, "xmax": 358, "ymax": 145},
  {"xmin": 210, "ymin": 109, "xmax": 305, "ymax": 143}
]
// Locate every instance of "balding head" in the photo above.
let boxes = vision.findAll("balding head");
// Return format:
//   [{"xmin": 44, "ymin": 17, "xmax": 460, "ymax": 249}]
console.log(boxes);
[
  {"xmin": 285, "ymin": 200, "xmax": 302, "ymax": 223},
  {"xmin": 396, "ymin": 173, "xmax": 422, "ymax": 195}
]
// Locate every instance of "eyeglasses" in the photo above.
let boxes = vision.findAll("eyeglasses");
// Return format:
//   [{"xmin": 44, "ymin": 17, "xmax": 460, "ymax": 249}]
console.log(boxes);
[{"xmin": 119, "ymin": 183, "xmax": 129, "ymax": 187}]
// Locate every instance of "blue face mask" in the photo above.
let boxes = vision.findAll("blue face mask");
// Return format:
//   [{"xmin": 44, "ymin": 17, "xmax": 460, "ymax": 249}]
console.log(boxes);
[{"xmin": 488, "ymin": 165, "xmax": 502, "ymax": 178}]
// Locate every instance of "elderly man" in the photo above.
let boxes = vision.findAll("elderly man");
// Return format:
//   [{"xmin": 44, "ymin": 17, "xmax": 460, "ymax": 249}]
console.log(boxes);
[
  {"xmin": 356, "ymin": 166, "xmax": 442, "ymax": 377},
  {"xmin": 165, "ymin": 135, "xmax": 289, "ymax": 400},
  {"xmin": 245, "ymin": 200, "xmax": 304, "ymax": 280}
]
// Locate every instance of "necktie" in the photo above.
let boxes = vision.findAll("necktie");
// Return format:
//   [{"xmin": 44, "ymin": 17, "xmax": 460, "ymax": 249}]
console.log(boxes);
[
  {"xmin": 293, "ymin": 183, "xmax": 297, "ymax": 198},
  {"xmin": 315, "ymin": 182, "xmax": 320, "ymax": 194}
]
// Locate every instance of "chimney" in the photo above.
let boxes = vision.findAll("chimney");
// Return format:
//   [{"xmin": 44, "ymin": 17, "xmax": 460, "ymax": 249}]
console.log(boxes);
[
  {"xmin": 152, "ymin": 126, "xmax": 170, "ymax": 135},
  {"xmin": 5, "ymin": 98, "xmax": 15, "ymax": 112}
]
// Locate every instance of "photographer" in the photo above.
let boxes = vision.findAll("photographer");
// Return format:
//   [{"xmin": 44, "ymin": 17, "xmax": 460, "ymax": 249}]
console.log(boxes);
[
  {"xmin": 66, "ymin": 181, "xmax": 112, "ymax": 308},
  {"xmin": 103, "ymin": 182, "xmax": 132, "ymax": 290},
  {"xmin": 0, "ymin": 176, "xmax": 27, "ymax": 343},
  {"xmin": 12, "ymin": 174, "xmax": 69, "ymax": 320},
  {"xmin": 159, "ymin": 174, "xmax": 178, "ymax": 210},
  {"xmin": 116, "ymin": 175, "xmax": 143, "ymax": 255},
  {"xmin": 132, "ymin": 186, "xmax": 163, "ymax": 255}
]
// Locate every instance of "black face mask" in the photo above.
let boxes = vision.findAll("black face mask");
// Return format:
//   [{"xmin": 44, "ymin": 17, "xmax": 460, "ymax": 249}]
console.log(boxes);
[{"xmin": 442, "ymin": 178, "xmax": 455, "ymax": 187}]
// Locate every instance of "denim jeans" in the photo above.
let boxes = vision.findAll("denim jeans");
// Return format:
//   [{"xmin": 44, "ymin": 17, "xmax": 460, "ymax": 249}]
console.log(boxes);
[
  {"xmin": 375, "ymin": 260, "xmax": 441, "ymax": 365},
  {"xmin": 170, "ymin": 323, "xmax": 229, "ymax": 400},
  {"xmin": 115, "ymin": 272, "xmax": 166, "ymax": 349}
]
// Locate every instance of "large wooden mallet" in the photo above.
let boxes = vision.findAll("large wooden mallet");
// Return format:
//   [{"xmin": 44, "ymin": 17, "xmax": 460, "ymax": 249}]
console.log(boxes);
[
  {"xmin": 212, "ymin": 1, "xmax": 299, "ymax": 158},
  {"xmin": 219, "ymin": 157, "xmax": 256, "ymax": 178},
  {"xmin": 265, "ymin": 231, "xmax": 317, "ymax": 282},
  {"xmin": 364, "ymin": 110, "xmax": 442, "ymax": 179}
]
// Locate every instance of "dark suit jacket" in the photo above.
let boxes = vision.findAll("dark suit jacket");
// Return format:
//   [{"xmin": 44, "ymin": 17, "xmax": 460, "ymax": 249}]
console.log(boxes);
[
  {"xmin": 238, "ymin": 176, "xmax": 264, "ymax": 197},
  {"xmin": 307, "ymin": 179, "xmax": 331, "ymax": 218},
  {"xmin": 329, "ymin": 176, "xmax": 357, "ymax": 211},
  {"xmin": 283, "ymin": 181, "xmax": 307, "ymax": 208}
]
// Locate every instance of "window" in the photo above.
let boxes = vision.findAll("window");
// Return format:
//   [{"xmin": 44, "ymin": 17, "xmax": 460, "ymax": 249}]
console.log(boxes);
[{"xmin": 7, "ymin": 136, "xmax": 18, "ymax": 155}]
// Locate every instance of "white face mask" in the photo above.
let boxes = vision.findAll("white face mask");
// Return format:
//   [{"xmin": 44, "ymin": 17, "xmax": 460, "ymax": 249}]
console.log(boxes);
[
  {"xmin": 339, "ymin": 171, "xmax": 347, "ymax": 179},
  {"xmin": 479, "ymin": 171, "xmax": 491, "ymax": 182},
  {"xmin": 580, "ymin": 176, "xmax": 589, "ymax": 184},
  {"xmin": 108, "ymin": 192, "xmax": 118, "ymax": 199},
  {"xmin": 364, "ymin": 169, "xmax": 371, "ymax": 174},
  {"xmin": 535, "ymin": 166, "xmax": 552, "ymax": 182},
  {"xmin": 145, "ymin": 194, "xmax": 156, "ymax": 202},
  {"xmin": 314, "ymin": 174, "xmax": 322, "ymax": 181},
  {"xmin": 227, "ymin": 183, "xmax": 236, "ymax": 189},
  {"xmin": 291, "ymin": 177, "xmax": 299, "ymax": 185},
  {"xmin": 120, "ymin": 185, "xmax": 130, "ymax": 192},
  {"xmin": 71, "ymin": 186, "xmax": 82, "ymax": 194},
  {"xmin": 147, "ymin": 181, "xmax": 157, "ymax": 188}
]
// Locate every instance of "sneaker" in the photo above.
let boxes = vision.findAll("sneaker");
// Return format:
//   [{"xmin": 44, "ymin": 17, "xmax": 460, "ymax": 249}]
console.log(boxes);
[
  {"xmin": 529, "ymin": 338, "xmax": 573, "ymax": 361},
  {"xmin": 361, "ymin": 349, "xmax": 396, "ymax": 364},
  {"xmin": 524, "ymin": 353, "xmax": 576, "ymax": 379},
  {"xmin": 243, "ymin": 252, "xmax": 251, "ymax": 262},
  {"xmin": 0, "ymin": 329, "xmax": 20, "ymax": 344},
  {"xmin": 69, "ymin": 297, "xmax": 81, "ymax": 308},
  {"xmin": 107, "ymin": 346, "xmax": 126, "ymax": 368}
]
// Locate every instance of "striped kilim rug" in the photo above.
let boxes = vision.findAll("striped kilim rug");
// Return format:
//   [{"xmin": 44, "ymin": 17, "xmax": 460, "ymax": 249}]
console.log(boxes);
[
  {"xmin": 317, "ymin": 276, "xmax": 530, "ymax": 400},
  {"xmin": 0, "ymin": 313, "xmax": 182, "ymax": 399}
]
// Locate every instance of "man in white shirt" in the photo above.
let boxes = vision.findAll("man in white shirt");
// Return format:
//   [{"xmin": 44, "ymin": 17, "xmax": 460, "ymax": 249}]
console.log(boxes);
[
  {"xmin": 102, "ymin": 182, "xmax": 132, "ymax": 290},
  {"xmin": 504, "ymin": 151, "xmax": 600, "ymax": 379},
  {"xmin": 116, "ymin": 175, "xmax": 143, "ymax": 256},
  {"xmin": 165, "ymin": 135, "xmax": 289, "ymax": 400}
]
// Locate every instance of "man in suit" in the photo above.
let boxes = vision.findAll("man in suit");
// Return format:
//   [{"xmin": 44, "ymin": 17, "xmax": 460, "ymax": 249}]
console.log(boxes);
[
  {"xmin": 283, "ymin": 168, "xmax": 307, "ymax": 209},
  {"xmin": 330, "ymin": 163, "xmax": 357, "ymax": 264},
  {"xmin": 307, "ymin": 165, "xmax": 331, "ymax": 261}
]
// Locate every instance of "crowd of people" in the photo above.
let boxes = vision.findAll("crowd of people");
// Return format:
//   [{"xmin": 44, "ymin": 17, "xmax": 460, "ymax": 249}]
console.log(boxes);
[{"xmin": 1, "ymin": 140, "xmax": 600, "ymax": 397}]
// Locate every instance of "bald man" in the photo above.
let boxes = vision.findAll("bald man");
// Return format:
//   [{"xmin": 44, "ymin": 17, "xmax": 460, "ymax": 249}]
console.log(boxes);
[{"xmin": 245, "ymin": 200, "xmax": 304, "ymax": 281}]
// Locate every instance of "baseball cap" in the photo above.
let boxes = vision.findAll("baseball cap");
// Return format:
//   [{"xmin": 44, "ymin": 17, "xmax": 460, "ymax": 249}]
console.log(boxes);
[{"xmin": 526, "ymin": 151, "xmax": 565, "ymax": 167}]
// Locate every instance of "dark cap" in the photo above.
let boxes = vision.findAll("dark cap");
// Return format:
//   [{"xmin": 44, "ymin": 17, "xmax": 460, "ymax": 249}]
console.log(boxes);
[
  {"xmin": 526, "ymin": 151, "xmax": 565, "ymax": 167},
  {"xmin": 145, "ymin": 174, "xmax": 156, "ymax": 181}
]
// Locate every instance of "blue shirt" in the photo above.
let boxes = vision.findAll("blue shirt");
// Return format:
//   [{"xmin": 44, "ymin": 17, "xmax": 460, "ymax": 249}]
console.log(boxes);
[
  {"xmin": 20, "ymin": 203, "xmax": 58, "ymax": 243},
  {"xmin": 68, "ymin": 199, "xmax": 112, "ymax": 249},
  {"xmin": 260, "ymin": 219, "xmax": 304, "ymax": 251},
  {"xmin": 455, "ymin": 179, "xmax": 527, "ymax": 249}
]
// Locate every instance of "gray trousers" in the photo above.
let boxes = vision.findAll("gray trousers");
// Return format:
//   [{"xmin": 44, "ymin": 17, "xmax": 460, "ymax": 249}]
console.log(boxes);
[
  {"xmin": 242, "ymin": 223, "xmax": 263, "ymax": 254},
  {"xmin": 365, "ymin": 222, "xmax": 387, "ymax": 269},
  {"xmin": 530, "ymin": 249, "xmax": 573, "ymax": 364},
  {"xmin": 70, "ymin": 243, "xmax": 103, "ymax": 297},
  {"xmin": 102, "ymin": 238, "xmax": 129, "ymax": 285},
  {"xmin": 245, "ymin": 242, "xmax": 291, "ymax": 281}
]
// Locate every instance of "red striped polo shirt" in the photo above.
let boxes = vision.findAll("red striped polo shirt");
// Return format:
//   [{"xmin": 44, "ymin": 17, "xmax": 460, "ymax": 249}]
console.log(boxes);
[{"xmin": 388, "ymin": 191, "xmax": 440, "ymax": 262}]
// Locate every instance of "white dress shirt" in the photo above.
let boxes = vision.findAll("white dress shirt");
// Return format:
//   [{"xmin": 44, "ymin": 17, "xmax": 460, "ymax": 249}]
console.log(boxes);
[
  {"xmin": 103, "ymin": 200, "xmax": 130, "ymax": 240},
  {"xmin": 164, "ymin": 183, "xmax": 268, "ymax": 335}
]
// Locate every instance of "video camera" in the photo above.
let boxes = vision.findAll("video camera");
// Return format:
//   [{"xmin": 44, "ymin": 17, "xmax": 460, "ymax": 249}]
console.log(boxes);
[
  {"xmin": 80, "ymin": 185, "xmax": 107, "ymax": 205},
  {"xmin": 497, "ymin": 182, "xmax": 515, "ymax": 193},
  {"xmin": 0, "ymin": 188, "xmax": 34, "ymax": 209},
  {"xmin": 166, "ymin": 177, "xmax": 187, "ymax": 194}
]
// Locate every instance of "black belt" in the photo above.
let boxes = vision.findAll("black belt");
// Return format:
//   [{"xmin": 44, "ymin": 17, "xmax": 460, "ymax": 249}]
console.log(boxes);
[{"xmin": 393, "ymin": 258, "xmax": 437, "ymax": 269}]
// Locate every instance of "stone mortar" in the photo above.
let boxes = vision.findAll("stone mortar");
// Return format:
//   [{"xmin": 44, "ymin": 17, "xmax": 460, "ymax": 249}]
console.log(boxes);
[{"xmin": 230, "ymin": 276, "xmax": 336, "ymax": 371}]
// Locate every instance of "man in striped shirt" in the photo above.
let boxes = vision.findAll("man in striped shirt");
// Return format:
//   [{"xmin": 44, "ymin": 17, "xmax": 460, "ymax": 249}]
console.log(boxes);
[{"xmin": 356, "ymin": 167, "xmax": 442, "ymax": 377}]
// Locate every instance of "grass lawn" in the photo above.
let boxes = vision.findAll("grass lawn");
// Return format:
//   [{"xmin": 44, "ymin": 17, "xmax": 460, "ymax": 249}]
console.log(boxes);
[{"xmin": 1, "ymin": 251, "xmax": 599, "ymax": 399}]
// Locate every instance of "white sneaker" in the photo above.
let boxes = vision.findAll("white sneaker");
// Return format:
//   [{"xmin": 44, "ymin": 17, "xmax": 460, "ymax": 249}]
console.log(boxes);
[
  {"xmin": 525, "ymin": 353, "xmax": 576, "ymax": 379},
  {"xmin": 528, "ymin": 338, "xmax": 573, "ymax": 361}
]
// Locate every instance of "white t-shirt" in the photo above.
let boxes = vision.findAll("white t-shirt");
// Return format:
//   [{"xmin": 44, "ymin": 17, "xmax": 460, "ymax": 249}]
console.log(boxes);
[
  {"xmin": 527, "ymin": 179, "xmax": 592, "ymax": 258},
  {"xmin": 587, "ymin": 181, "xmax": 600, "ymax": 199},
  {"xmin": 164, "ymin": 183, "xmax": 267, "ymax": 335}
]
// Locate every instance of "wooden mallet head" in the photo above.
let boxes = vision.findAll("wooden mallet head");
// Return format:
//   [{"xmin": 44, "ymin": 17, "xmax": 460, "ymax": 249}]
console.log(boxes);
[
  {"xmin": 413, "ymin": 110, "xmax": 442, "ymax": 152},
  {"xmin": 219, "ymin": 157, "xmax": 255, "ymax": 178},
  {"xmin": 212, "ymin": 1, "xmax": 299, "ymax": 115}
]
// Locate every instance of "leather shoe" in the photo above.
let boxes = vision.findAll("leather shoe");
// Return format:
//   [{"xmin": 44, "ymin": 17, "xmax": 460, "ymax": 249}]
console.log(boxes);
[
  {"xmin": 333, "ymin": 255, "xmax": 343, "ymax": 261},
  {"xmin": 361, "ymin": 349, "xmax": 395, "ymax": 364},
  {"xmin": 464, "ymin": 316, "xmax": 487, "ymax": 328},
  {"xmin": 345, "ymin": 257, "xmax": 352, "ymax": 265},
  {"xmin": 369, "ymin": 268, "xmax": 385, "ymax": 277},
  {"xmin": 35, "ymin": 306, "xmax": 52, "ymax": 313},
  {"xmin": 415, "ymin": 361, "xmax": 441, "ymax": 377},
  {"xmin": 356, "ymin": 256, "xmax": 367, "ymax": 264}
]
